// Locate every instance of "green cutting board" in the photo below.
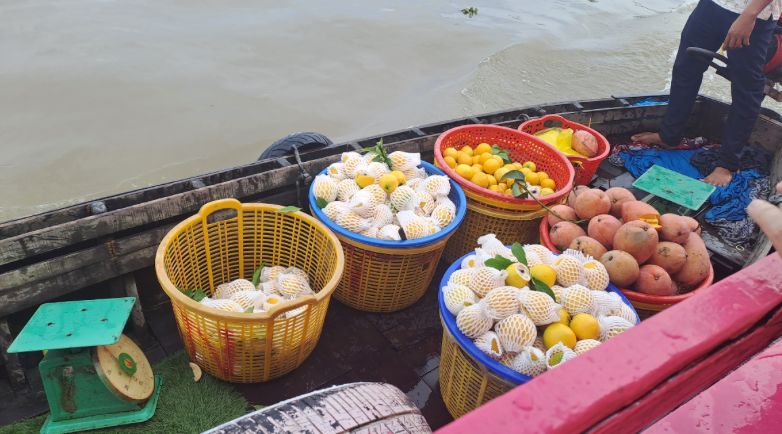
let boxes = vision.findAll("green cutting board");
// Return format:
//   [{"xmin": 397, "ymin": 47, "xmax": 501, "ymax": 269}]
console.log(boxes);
[{"xmin": 632, "ymin": 165, "xmax": 715, "ymax": 211}]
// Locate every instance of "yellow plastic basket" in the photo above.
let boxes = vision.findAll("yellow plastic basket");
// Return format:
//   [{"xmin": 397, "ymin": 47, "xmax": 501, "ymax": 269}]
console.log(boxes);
[
  {"xmin": 155, "ymin": 199, "xmax": 344, "ymax": 383},
  {"xmin": 442, "ymin": 196, "xmax": 563, "ymax": 265},
  {"xmin": 439, "ymin": 321, "xmax": 515, "ymax": 419}
]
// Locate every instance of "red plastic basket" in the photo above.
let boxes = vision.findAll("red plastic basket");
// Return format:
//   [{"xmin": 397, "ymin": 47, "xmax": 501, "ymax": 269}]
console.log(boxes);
[
  {"xmin": 539, "ymin": 218, "xmax": 714, "ymax": 319},
  {"xmin": 518, "ymin": 115, "xmax": 610, "ymax": 186},
  {"xmin": 434, "ymin": 125, "xmax": 575, "ymax": 208}
]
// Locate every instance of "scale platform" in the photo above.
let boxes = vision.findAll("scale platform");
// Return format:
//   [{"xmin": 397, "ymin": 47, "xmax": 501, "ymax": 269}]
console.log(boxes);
[{"xmin": 632, "ymin": 165, "xmax": 715, "ymax": 211}]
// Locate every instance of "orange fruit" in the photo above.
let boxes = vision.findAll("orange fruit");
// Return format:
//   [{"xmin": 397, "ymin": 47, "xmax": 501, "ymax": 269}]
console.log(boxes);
[
  {"xmin": 541, "ymin": 178, "xmax": 556, "ymax": 190},
  {"xmin": 460, "ymin": 146, "xmax": 474, "ymax": 157},
  {"xmin": 443, "ymin": 148, "xmax": 458, "ymax": 159},
  {"xmin": 444, "ymin": 156, "xmax": 457, "ymax": 169},
  {"xmin": 537, "ymin": 172, "xmax": 550, "ymax": 181},
  {"xmin": 457, "ymin": 153, "xmax": 472, "ymax": 165},
  {"xmin": 475, "ymin": 143, "xmax": 492, "ymax": 155},
  {"xmin": 471, "ymin": 172, "xmax": 489, "ymax": 188},
  {"xmin": 483, "ymin": 159, "xmax": 501, "ymax": 175}
]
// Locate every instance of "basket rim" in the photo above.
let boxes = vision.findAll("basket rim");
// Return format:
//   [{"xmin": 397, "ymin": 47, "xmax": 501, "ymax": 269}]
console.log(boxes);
[
  {"xmin": 154, "ymin": 199, "xmax": 345, "ymax": 322},
  {"xmin": 308, "ymin": 161, "xmax": 467, "ymax": 248},
  {"xmin": 518, "ymin": 114, "xmax": 611, "ymax": 164},
  {"xmin": 433, "ymin": 124, "xmax": 575, "ymax": 206},
  {"xmin": 538, "ymin": 218, "xmax": 715, "ymax": 302}
]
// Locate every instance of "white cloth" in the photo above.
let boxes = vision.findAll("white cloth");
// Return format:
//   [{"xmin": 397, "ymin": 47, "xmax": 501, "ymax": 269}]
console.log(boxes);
[{"xmin": 713, "ymin": 0, "xmax": 782, "ymax": 21}]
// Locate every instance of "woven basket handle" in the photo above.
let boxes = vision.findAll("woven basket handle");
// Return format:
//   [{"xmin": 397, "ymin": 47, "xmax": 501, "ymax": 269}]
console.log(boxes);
[
  {"xmin": 535, "ymin": 114, "xmax": 569, "ymax": 129},
  {"xmin": 198, "ymin": 198, "xmax": 243, "ymax": 217}
]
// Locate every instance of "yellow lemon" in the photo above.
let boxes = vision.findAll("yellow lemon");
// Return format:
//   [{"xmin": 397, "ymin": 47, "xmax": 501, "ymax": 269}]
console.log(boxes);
[
  {"xmin": 489, "ymin": 184, "xmax": 500, "ymax": 192},
  {"xmin": 529, "ymin": 264, "xmax": 556, "ymax": 287},
  {"xmin": 356, "ymin": 175, "xmax": 376, "ymax": 189},
  {"xmin": 570, "ymin": 314, "xmax": 600, "ymax": 341},
  {"xmin": 543, "ymin": 309, "xmax": 571, "ymax": 333},
  {"xmin": 503, "ymin": 164, "xmax": 516, "ymax": 171},
  {"xmin": 444, "ymin": 156, "xmax": 457, "ymax": 169},
  {"xmin": 541, "ymin": 178, "xmax": 556, "ymax": 190},
  {"xmin": 537, "ymin": 172, "xmax": 550, "ymax": 181},
  {"xmin": 498, "ymin": 183, "xmax": 507, "ymax": 193},
  {"xmin": 492, "ymin": 155, "xmax": 504, "ymax": 165},
  {"xmin": 457, "ymin": 153, "xmax": 472, "ymax": 165},
  {"xmin": 540, "ymin": 187, "xmax": 555, "ymax": 196},
  {"xmin": 523, "ymin": 161, "xmax": 537, "ymax": 172},
  {"xmin": 475, "ymin": 143, "xmax": 492, "ymax": 155},
  {"xmin": 493, "ymin": 167, "xmax": 510, "ymax": 182},
  {"xmin": 471, "ymin": 172, "xmax": 489, "ymax": 188},
  {"xmin": 487, "ymin": 174, "xmax": 497, "ymax": 186},
  {"xmin": 479, "ymin": 153, "xmax": 494, "ymax": 164},
  {"xmin": 543, "ymin": 323, "xmax": 577, "ymax": 349},
  {"xmin": 525, "ymin": 172, "xmax": 540, "ymax": 186},
  {"xmin": 390, "ymin": 170, "xmax": 407, "ymax": 185},
  {"xmin": 520, "ymin": 167, "xmax": 533, "ymax": 176},
  {"xmin": 472, "ymin": 155, "xmax": 481, "ymax": 165},
  {"xmin": 483, "ymin": 159, "xmax": 501, "ymax": 175},
  {"xmin": 443, "ymin": 148, "xmax": 458, "ymax": 159},
  {"xmin": 455, "ymin": 164, "xmax": 473, "ymax": 179},
  {"xmin": 460, "ymin": 146, "xmax": 474, "ymax": 157},
  {"xmin": 513, "ymin": 162, "xmax": 524, "ymax": 170},
  {"xmin": 505, "ymin": 263, "xmax": 531, "ymax": 288},
  {"xmin": 379, "ymin": 174, "xmax": 399, "ymax": 194},
  {"xmin": 505, "ymin": 189, "xmax": 514, "ymax": 195},
  {"xmin": 472, "ymin": 163, "xmax": 484, "ymax": 173}
]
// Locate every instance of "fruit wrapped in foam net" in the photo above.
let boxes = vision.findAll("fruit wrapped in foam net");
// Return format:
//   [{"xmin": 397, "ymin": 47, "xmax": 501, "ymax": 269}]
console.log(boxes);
[
  {"xmin": 524, "ymin": 244, "xmax": 556, "ymax": 267},
  {"xmin": 389, "ymin": 185, "xmax": 416, "ymax": 211},
  {"xmin": 377, "ymin": 224, "xmax": 402, "ymax": 241},
  {"xmin": 327, "ymin": 163, "xmax": 347, "ymax": 181},
  {"xmin": 448, "ymin": 268, "xmax": 475, "ymax": 286},
  {"xmin": 477, "ymin": 234, "xmax": 514, "ymax": 260},
  {"xmin": 214, "ymin": 279, "xmax": 257, "ymax": 299},
  {"xmin": 336, "ymin": 179, "xmax": 361, "ymax": 202},
  {"xmin": 260, "ymin": 266, "xmax": 285, "ymax": 283},
  {"xmin": 389, "ymin": 151, "xmax": 421, "ymax": 171},
  {"xmin": 276, "ymin": 273, "xmax": 314, "ymax": 298},
  {"xmin": 617, "ymin": 302, "xmax": 639, "ymax": 325},
  {"xmin": 545, "ymin": 342, "xmax": 577, "ymax": 370},
  {"xmin": 341, "ymin": 151, "xmax": 361, "ymax": 163},
  {"xmin": 551, "ymin": 285, "xmax": 564, "ymax": 304},
  {"xmin": 371, "ymin": 203, "xmax": 394, "ymax": 228},
  {"xmin": 573, "ymin": 339, "xmax": 601, "ymax": 355},
  {"xmin": 261, "ymin": 295, "xmax": 287, "ymax": 313},
  {"xmin": 442, "ymin": 283, "xmax": 478, "ymax": 315},
  {"xmin": 497, "ymin": 352, "xmax": 517, "ymax": 368},
  {"xmin": 474, "ymin": 331, "xmax": 504, "ymax": 359},
  {"xmin": 257, "ymin": 281, "xmax": 280, "ymax": 297},
  {"xmin": 480, "ymin": 286, "xmax": 522, "ymax": 320},
  {"xmin": 468, "ymin": 266, "xmax": 508, "ymax": 297},
  {"xmin": 406, "ymin": 177, "xmax": 424, "ymax": 190},
  {"xmin": 365, "ymin": 161, "xmax": 390, "ymax": 181},
  {"xmin": 312, "ymin": 174, "xmax": 338, "ymax": 202},
  {"xmin": 283, "ymin": 266, "xmax": 309, "ymax": 282},
  {"xmin": 430, "ymin": 196, "xmax": 456, "ymax": 229},
  {"xmin": 414, "ymin": 191, "xmax": 436, "ymax": 216},
  {"xmin": 583, "ymin": 260, "xmax": 610, "ymax": 291},
  {"xmin": 598, "ymin": 316, "xmax": 635, "ymax": 342},
  {"xmin": 335, "ymin": 212, "xmax": 372, "ymax": 233},
  {"xmin": 363, "ymin": 184, "xmax": 387, "ymax": 205},
  {"xmin": 395, "ymin": 210, "xmax": 434, "ymax": 240},
  {"xmin": 362, "ymin": 151, "xmax": 379, "ymax": 165},
  {"xmin": 419, "ymin": 175, "xmax": 451, "ymax": 198},
  {"xmin": 323, "ymin": 201, "xmax": 350, "ymax": 222},
  {"xmin": 200, "ymin": 298, "xmax": 244, "ymax": 313},
  {"xmin": 590, "ymin": 290, "xmax": 623, "ymax": 318},
  {"xmin": 456, "ymin": 304, "xmax": 494, "ymax": 339},
  {"xmin": 494, "ymin": 314, "xmax": 536, "ymax": 353},
  {"xmin": 343, "ymin": 154, "xmax": 367, "ymax": 178},
  {"xmin": 348, "ymin": 190, "xmax": 380, "ymax": 218},
  {"xmin": 229, "ymin": 291, "xmax": 266, "ymax": 311},
  {"xmin": 520, "ymin": 290, "xmax": 562, "ymax": 325},
  {"xmin": 532, "ymin": 336, "xmax": 546, "ymax": 352},
  {"xmin": 553, "ymin": 253, "xmax": 588, "ymax": 287},
  {"xmin": 560, "ymin": 284, "xmax": 595, "ymax": 316},
  {"xmin": 358, "ymin": 227, "xmax": 379, "ymax": 238},
  {"xmin": 511, "ymin": 347, "xmax": 547, "ymax": 377}
]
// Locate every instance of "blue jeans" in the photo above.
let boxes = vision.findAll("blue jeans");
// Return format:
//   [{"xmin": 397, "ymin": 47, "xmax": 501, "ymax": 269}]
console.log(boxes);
[{"xmin": 660, "ymin": 0, "xmax": 777, "ymax": 172}]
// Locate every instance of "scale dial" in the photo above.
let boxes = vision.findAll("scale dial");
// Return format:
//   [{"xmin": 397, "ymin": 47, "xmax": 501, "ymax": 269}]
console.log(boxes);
[{"xmin": 93, "ymin": 334, "xmax": 154, "ymax": 402}]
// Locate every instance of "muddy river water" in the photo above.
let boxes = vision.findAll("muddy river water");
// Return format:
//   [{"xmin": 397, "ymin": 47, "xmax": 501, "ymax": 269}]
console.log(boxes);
[{"xmin": 0, "ymin": 0, "xmax": 775, "ymax": 221}]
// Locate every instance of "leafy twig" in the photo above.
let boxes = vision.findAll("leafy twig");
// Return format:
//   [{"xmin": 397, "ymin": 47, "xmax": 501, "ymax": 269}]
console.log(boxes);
[
  {"xmin": 500, "ymin": 170, "xmax": 588, "ymax": 224},
  {"xmin": 361, "ymin": 138, "xmax": 393, "ymax": 171}
]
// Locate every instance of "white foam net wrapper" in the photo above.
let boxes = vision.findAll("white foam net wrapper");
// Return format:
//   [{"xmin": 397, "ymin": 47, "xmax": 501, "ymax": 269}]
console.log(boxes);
[
  {"xmin": 229, "ymin": 290, "xmax": 266, "ymax": 311},
  {"xmin": 337, "ymin": 179, "xmax": 361, "ymax": 202},
  {"xmin": 358, "ymin": 227, "xmax": 379, "ymax": 238},
  {"xmin": 532, "ymin": 336, "xmax": 546, "ymax": 352},
  {"xmin": 364, "ymin": 184, "xmax": 387, "ymax": 205},
  {"xmin": 200, "ymin": 298, "xmax": 244, "ymax": 313},
  {"xmin": 456, "ymin": 304, "xmax": 494, "ymax": 339},
  {"xmin": 421, "ymin": 175, "xmax": 451, "ymax": 198},
  {"xmin": 442, "ymin": 283, "xmax": 478, "ymax": 316},
  {"xmin": 415, "ymin": 191, "xmax": 436, "ymax": 216},
  {"xmin": 481, "ymin": 286, "xmax": 522, "ymax": 320},
  {"xmin": 362, "ymin": 152, "xmax": 378, "ymax": 165},
  {"xmin": 389, "ymin": 152, "xmax": 421, "ymax": 171},
  {"xmin": 430, "ymin": 196, "xmax": 456, "ymax": 229},
  {"xmin": 327, "ymin": 163, "xmax": 347, "ymax": 181},
  {"xmin": 284, "ymin": 267, "xmax": 309, "ymax": 282},
  {"xmin": 312, "ymin": 174, "xmax": 338, "ymax": 202},
  {"xmin": 343, "ymin": 155, "xmax": 367, "ymax": 178},
  {"xmin": 583, "ymin": 260, "xmax": 610, "ymax": 291},
  {"xmin": 497, "ymin": 352, "xmax": 517, "ymax": 368},
  {"xmin": 474, "ymin": 331, "xmax": 504, "ymax": 359},
  {"xmin": 551, "ymin": 285, "xmax": 564, "ymax": 304},
  {"xmin": 335, "ymin": 212, "xmax": 372, "ymax": 233},
  {"xmin": 396, "ymin": 210, "xmax": 434, "ymax": 240},
  {"xmin": 261, "ymin": 296, "xmax": 287, "ymax": 313},
  {"xmin": 477, "ymin": 234, "xmax": 512, "ymax": 260},
  {"xmin": 590, "ymin": 290, "xmax": 623, "ymax": 318},
  {"xmin": 276, "ymin": 273, "xmax": 314, "ymax": 298},
  {"xmin": 573, "ymin": 339, "xmax": 601, "ymax": 355},
  {"xmin": 448, "ymin": 268, "xmax": 475, "ymax": 287},
  {"xmin": 469, "ymin": 267, "xmax": 508, "ymax": 297},
  {"xmin": 495, "ymin": 314, "xmax": 537, "ymax": 353},
  {"xmin": 257, "ymin": 281, "xmax": 280, "ymax": 297},
  {"xmin": 524, "ymin": 244, "xmax": 556, "ymax": 267},
  {"xmin": 599, "ymin": 316, "xmax": 635, "ymax": 342},
  {"xmin": 554, "ymin": 255, "xmax": 588, "ymax": 287},
  {"xmin": 348, "ymin": 190, "xmax": 380, "ymax": 218},
  {"xmin": 521, "ymin": 290, "xmax": 562, "ymax": 325},
  {"xmin": 406, "ymin": 178, "xmax": 424, "ymax": 190},
  {"xmin": 390, "ymin": 186, "xmax": 416, "ymax": 211},
  {"xmin": 511, "ymin": 347, "xmax": 547, "ymax": 377},
  {"xmin": 214, "ymin": 279, "xmax": 257, "ymax": 299},
  {"xmin": 617, "ymin": 302, "xmax": 638, "ymax": 325},
  {"xmin": 401, "ymin": 167, "xmax": 421, "ymax": 183},
  {"xmin": 545, "ymin": 342, "xmax": 577, "ymax": 370},
  {"xmin": 377, "ymin": 224, "xmax": 402, "ymax": 241},
  {"xmin": 323, "ymin": 201, "xmax": 350, "ymax": 222},
  {"xmin": 371, "ymin": 203, "xmax": 394, "ymax": 229},
  {"xmin": 341, "ymin": 151, "xmax": 360, "ymax": 163},
  {"xmin": 560, "ymin": 285, "xmax": 596, "ymax": 316},
  {"xmin": 366, "ymin": 161, "xmax": 390, "ymax": 180}
]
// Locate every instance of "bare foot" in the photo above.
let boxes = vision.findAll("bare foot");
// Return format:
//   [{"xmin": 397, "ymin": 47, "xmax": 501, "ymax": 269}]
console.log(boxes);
[
  {"xmin": 630, "ymin": 132, "xmax": 675, "ymax": 148},
  {"xmin": 748, "ymin": 182, "xmax": 782, "ymax": 260},
  {"xmin": 701, "ymin": 167, "xmax": 733, "ymax": 187}
]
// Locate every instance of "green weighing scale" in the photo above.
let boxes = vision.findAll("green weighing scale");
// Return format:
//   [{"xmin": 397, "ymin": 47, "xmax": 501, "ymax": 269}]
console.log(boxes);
[{"xmin": 7, "ymin": 298, "xmax": 162, "ymax": 434}]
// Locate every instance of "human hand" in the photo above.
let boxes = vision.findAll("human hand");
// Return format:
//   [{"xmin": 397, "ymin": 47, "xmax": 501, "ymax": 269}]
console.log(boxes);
[
  {"xmin": 723, "ymin": 14, "xmax": 756, "ymax": 50},
  {"xmin": 748, "ymin": 181, "xmax": 782, "ymax": 259}
]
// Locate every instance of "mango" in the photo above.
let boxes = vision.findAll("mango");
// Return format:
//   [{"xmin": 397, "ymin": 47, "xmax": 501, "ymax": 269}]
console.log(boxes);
[
  {"xmin": 645, "ymin": 242, "xmax": 687, "ymax": 275},
  {"xmin": 682, "ymin": 216, "xmax": 702, "ymax": 236},
  {"xmin": 569, "ymin": 236, "xmax": 608, "ymax": 261},
  {"xmin": 547, "ymin": 205, "xmax": 578, "ymax": 227},
  {"xmin": 587, "ymin": 214, "xmax": 622, "ymax": 250},
  {"xmin": 634, "ymin": 265, "xmax": 675, "ymax": 296},
  {"xmin": 573, "ymin": 189, "xmax": 611, "ymax": 220},
  {"xmin": 621, "ymin": 201, "xmax": 659, "ymax": 223},
  {"xmin": 673, "ymin": 233, "xmax": 710, "ymax": 287},
  {"xmin": 658, "ymin": 214, "xmax": 691, "ymax": 244},
  {"xmin": 605, "ymin": 188, "xmax": 636, "ymax": 219},
  {"xmin": 549, "ymin": 222, "xmax": 587, "ymax": 250},
  {"xmin": 613, "ymin": 220, "xmax": 659, "ymax": 264},
  {"xmin": 600, "ymin": 250, "xmax": 640, "ymax": 287}
]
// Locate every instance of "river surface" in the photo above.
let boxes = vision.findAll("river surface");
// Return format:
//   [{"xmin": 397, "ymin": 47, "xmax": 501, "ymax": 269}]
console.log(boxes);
[{"xmin": 0, "ymin": 0, "xmax": 775, "ymax": 221}]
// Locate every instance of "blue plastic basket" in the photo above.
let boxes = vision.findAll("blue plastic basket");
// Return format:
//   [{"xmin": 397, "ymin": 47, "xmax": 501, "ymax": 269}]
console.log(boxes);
[
  {"xmin": 308, "ymin": 161, "xmax": 467, "ymax": 248},
  {"xmin": 439, "ymin": 250, "xmax": 641, "ymax": 385}
]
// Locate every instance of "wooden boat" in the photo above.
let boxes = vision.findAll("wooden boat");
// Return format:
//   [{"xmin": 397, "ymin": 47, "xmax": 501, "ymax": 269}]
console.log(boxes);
[{"xmin": 2, "ymin": 92, "xmax": 782, "ymax": 430}]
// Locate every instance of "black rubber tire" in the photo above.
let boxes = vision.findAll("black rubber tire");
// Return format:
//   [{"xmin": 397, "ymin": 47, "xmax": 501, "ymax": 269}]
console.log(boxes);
[
  {"xmin": 258, "ymin": 132, "xmax": 333, "ymax": 161},
  {"xmin": 760, "ymin": 107, "xmax": 782, "ymax": 123}
]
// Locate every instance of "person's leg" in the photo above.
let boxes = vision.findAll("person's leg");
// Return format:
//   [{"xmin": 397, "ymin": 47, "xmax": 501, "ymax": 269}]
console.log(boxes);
[
  {"xmin": 632, "ymin": 0, "xmax": 731, "ymax": 146},
  {"xmin": 702, "ymin": 17, "xmax": 778, "ymax": 186}
]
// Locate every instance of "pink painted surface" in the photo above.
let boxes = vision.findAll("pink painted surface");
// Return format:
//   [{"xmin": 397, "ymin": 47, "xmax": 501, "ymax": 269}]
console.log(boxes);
[
  {"xmin": 646, "ymin": 340, "xmax": 782, "ymax": 434},
  {"xmin": 435, "ymin": 254, "xmax": 782, "ymax": 434}
]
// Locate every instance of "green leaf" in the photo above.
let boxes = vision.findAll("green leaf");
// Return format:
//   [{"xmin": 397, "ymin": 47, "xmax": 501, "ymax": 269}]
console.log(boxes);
[
  {"xmin": 531, "ymin": 277, "xmax": 557, "ymax": 302},
  {"xmin": 511, "ymin": 243, "xmax": 527, "ymax": 266},
  {"xmin": 316, "ymin": 197, "xmax": 329, "ymax": 209},
  {"xmin": 244, "ymin": 307, "xmax": 254, "ymax": 313},
  {"xmin": 491, "ymin": 145, "xmax": 501, "ymax": 155},
  {"xmin": 192, "ymin": 289, "xmax": 208, "ymax": 302},
  {"xmin": 500, "ymin": 169, "xmax": 527, "ymax": 183},
  {"xmin": 275, "ymin": 206, "xmax": 301, "ymax": 213},
  {"xmin": 251, "ymin": 262, "xmax": 265, "ymax": 287},
  {"xmin": 499, "ymin": 153, "xmax": 512, "ymax": 165},
  {"xmin": 253, "ymin": 405, "xmax": 266, "ymax": 411},
  {"xmin": 178, "ymin": 287, "xmax": 193, "ymax": 299},
  {"xmin": 484, "ymin": 255, "xmax": 513, "ymax": 271},
  {"xmin": 511, "ymin": 182, "xmax": 523, "ymax": 197}
]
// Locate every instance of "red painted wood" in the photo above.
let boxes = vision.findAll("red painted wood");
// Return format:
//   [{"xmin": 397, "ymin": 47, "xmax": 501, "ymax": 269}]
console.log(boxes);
[
  {"xmin": 435, "ymin": 254, "xmax": 782, "ymax": 434},
  {"xmin": 646, "ymin": 340, "xmax": 782, "ymax": 434}
]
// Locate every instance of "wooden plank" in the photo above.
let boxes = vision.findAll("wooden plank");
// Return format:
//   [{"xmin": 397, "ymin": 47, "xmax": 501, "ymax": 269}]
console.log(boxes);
[
  {"xmin": 123, "ymin": 273, "xmax": 152, "ymax": 347},
  {"xmin": 0, "ymin": 317, "xmax": 27, "ymax": 390},
  {"xmin": 435, "ymin": 253, "xmax": 782, "ymax": 434}
]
